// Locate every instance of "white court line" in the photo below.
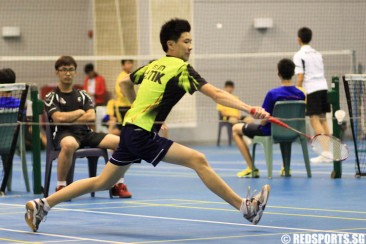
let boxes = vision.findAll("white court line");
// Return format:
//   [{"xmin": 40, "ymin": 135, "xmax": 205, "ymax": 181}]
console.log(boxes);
[
  {"xmin": 0, "ymin": 202, "xmax": 363, "ymax": 243},
  {"xmin": 42, "ymin": 240, "xmax": 82, "ymax": 243},
  {"xmin": 0, "ymin": 227, "xmax": 129, "ymax": 244},
  {"xmin": 46, "ymin": 207, "xmax": 363, "ymax": 235}
]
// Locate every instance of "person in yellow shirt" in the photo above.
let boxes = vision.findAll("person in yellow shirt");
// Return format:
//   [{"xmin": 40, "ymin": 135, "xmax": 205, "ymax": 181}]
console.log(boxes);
[
  {"xmin": 217, "ymin": 81, "xmax": 241, "ymax": 124},
  {"xmin": 115, "ymin": 60, "xmax": 133, "ymax": 110},
  {"xmin": 106, "ymin": 60, "xmax": 134, "ymax": 135}
]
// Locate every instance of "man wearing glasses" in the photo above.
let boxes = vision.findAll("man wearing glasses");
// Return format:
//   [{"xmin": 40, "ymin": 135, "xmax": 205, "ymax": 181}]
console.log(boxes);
[{"xmin": 44, "ymin": 56, "xmax": 131, "ymax": 198}]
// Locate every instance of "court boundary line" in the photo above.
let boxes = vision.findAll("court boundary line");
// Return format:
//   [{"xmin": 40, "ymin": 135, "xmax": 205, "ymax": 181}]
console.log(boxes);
[
  {"xmin": 48, "ymin": 207, "xmax": 364, "ymax": 235},
  {"xmin": 0, "ymin": 227, "xmax": 129, "ymax": 244},
  {"xmin": 1, "ymin": 201, "xmax": 365, "ymax": 243},
  {"xmin": 134, "ymin": 227, "xmax": 366, "ymax": 244},
  {"xmin": 0, "ymin": 237, "xmax": 35, "ymax": 244},
  {"xmin": 2, "ymin": 199, "xmax": 366, "ymax": 215}
]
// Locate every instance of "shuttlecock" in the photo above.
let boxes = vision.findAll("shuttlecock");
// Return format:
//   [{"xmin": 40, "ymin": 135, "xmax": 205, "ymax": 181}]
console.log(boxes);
[{"xmin": 335, "ymin": 110, "xmax": 346, "ymax": 125}]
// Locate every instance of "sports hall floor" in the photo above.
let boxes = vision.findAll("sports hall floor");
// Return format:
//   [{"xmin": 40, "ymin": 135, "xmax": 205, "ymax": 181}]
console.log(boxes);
[{"xmin": 0, "ymin": 141, "xmax": 365, "ymax": 243}]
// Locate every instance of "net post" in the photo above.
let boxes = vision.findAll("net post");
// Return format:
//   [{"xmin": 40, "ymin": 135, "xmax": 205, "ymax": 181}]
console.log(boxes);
[
  {"xmin": 328, "ymin": 76, "xmax": 342, "ymax": 178},
  {"xmin": 31, "ymin": 86, "xmax": 43, "ymax": 194}
]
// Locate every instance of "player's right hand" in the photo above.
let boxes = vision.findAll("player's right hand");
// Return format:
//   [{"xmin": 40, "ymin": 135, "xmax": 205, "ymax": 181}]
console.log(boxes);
[{"xmin": 250, "ymin": 106, "xmax": 270, "ymax": 120}]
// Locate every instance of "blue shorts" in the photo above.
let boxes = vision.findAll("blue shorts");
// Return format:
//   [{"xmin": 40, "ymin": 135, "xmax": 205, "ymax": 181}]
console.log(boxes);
[{"xmin": 110, "ymin": 124, "xmax": 174, "ymax": 167}]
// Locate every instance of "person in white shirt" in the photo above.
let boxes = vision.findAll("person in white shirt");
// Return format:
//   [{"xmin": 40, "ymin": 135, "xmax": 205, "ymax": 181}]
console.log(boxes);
[{"xmin": 293, "ymin": 27, "xmax": 331, "ymax": 164}]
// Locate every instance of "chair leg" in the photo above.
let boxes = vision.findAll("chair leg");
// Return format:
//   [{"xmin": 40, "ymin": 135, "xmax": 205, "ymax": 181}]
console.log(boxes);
[
  {"xmin": 66, "ymin": 159, "xmax": 76, "ymax": 187},
  {"xmin": 7, "ymin": 164, "xmax": 12, "ymax": 192},
  {"xmin": 280, "ymin": 142, "xmax": 292, "ymax": 177},
  {"xmin": 44, "ymin": 158, "xmax": 53, "ymax": 197},
  {"xmin": 101, "ymin": 151, "xmax": 113, "ymax": 199},
  {"xmin": 2, "ymin": 155, "xmax": 12, "ymax": 191},
  {"xmin": 217, "ymin": 124, "xmax": 222, "ymax": 146},
  {"xmin": 262, "ymin": 141, "xmax": 273, "ymax": 179},
  {"xmin": 251, "ymin": 143, "xmax": 258, "ymax": 177},
  {"xmin": 300, "ymin": 138, "xmax": 312, "ymax": 177},
  {"xmin": 21, "ymin": 144, "xmax": 30, "ymax": 192},
  {"xmin": 227, "ymin": 124, "xmax": 233, "ymax": 146},
  {"xmin": 87, "ymin": 157, "xmax": 99, "ymax": 198}
]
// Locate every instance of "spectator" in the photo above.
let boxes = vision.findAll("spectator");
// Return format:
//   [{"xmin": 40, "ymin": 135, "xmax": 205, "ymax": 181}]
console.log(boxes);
[
  {"xmin": 45, "ymin": 56, "xmax": 131, "ymax": 198},
  {"xmin": 0, "ymin": 68, "xmax": 16, "ymax": 84},
  {"xmin": 83, "ymin": 63, "xmax": 107, "ymax": 106},
  {"xmin": 233, "ymin": 59, "xmax": 306, "ymax": 178},
  {"xmin": 217, "ymin": 81, "xmax": 241, "ymax": 124},
  {"xmin": 293, "ymin": 27, "xmax": 331, "ymax": 164},
  {"xmin": 0, "ymin": 68, "xmax": 47, "ymax": 148},
  {"xmin": 0, "ymin": 68, "xmax": 19, "ymax": 107},
  {"xmin": 114, "ymin": 60, "xmax": 133, "ymax": 125}
]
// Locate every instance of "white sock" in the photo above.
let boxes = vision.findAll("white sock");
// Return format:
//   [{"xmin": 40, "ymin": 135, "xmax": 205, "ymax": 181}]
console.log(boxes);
[
  {"xmin": 117, "ymin": 178, "xmax": 124, "ymax": 184},
  {"xmin": 57, "ymin": 181, "xmax": 66, "ymax": 187},
  {"xmin": 41, "ymin": 198, "xmax": 51, "ymax": 212},
  {"xmin": 239, "ymin": 199, "xmax": 247, "ymax": 214}
]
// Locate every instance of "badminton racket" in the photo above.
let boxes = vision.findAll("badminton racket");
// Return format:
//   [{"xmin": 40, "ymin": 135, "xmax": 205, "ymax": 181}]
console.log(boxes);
[{"xmin": 250, "ymin": 108, "xmax": 349, "ymax": 161}]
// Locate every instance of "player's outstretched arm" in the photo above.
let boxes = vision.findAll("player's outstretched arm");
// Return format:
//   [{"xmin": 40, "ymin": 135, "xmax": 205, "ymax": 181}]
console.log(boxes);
[
  {"xmin": 199, "ymin": 83, "xmax": 269, "ymax": 119},
  {"xmin": 119, "ymin": 75, "xmax": 136, "ymax": 104}
]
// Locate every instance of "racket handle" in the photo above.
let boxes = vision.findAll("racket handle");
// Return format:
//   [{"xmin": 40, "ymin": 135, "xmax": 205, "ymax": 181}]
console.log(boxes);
[
  {"xmin": 250, "ymin": 108, "xmax": 256, "ymax": 115},
  {"xmin": 250, "ymin": 108, "xmax": 289, "ymax": 128}
]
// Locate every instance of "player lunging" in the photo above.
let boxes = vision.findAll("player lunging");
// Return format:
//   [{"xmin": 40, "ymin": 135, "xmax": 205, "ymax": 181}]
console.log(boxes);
[{"xmin": 25, "ymin": 19, "xmax": 270, "ymax": 232}]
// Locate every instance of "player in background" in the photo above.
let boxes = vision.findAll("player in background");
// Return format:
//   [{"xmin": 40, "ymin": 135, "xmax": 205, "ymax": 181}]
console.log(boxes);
[
  {"xmin": 293, "ymin": 27, "xmax": 331, "ymax": 164},
  {"xmin": 233, "ymin": 59, "xmax": 306, "ymax": 178}
]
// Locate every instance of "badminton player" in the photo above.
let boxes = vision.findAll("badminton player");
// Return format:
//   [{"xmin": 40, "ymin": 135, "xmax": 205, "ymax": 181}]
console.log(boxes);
[
  {"xmin": 293, "ymin": 27, "xmax": 331, "ymax": 164},
  {"xmin": 25, "ymin": 18, "xmax": 270, "ymax": 232}
]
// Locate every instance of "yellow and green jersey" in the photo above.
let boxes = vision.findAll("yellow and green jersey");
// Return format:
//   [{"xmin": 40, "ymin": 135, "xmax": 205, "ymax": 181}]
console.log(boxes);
[{"xmin": 123, "ymin": 56, "xmax": 207, "ymax": 132}]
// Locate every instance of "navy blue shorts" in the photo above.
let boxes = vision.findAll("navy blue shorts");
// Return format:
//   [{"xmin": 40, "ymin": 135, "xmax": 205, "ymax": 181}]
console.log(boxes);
[{"xmin": 110, "ymin": 124, "xmax": 174, "ymax": 167}]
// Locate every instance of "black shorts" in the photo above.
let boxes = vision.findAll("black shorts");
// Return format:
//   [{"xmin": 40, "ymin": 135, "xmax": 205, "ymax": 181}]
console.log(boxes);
[
  {"xmin": 241, "ymin": 123, "xmax": 264, "ymax": 139},
  {"xmin": 110, "ymin": 124, "xmax": 174, "ymax": 167},
  {"xmin": 54, "ymin": 131, "xmax": 107, "ymax": 149},
  {"xmin": 306, "ymin": 90, "xmax": 331, "ymax": 116}
]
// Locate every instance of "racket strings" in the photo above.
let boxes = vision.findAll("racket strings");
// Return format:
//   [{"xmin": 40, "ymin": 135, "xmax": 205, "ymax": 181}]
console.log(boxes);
[{"xmin": 311, "ymin": 135, "xmax": 349, "ymax": 161}]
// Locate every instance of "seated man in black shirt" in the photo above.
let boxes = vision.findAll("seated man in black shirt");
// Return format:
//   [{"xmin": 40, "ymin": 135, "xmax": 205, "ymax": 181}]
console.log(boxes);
[{"xmin": 44, "ymin": 56, "xmax": 131, "ymax": 198}]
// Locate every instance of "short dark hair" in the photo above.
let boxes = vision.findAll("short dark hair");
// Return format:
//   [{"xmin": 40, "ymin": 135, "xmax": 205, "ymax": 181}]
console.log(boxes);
[
  {"xmin": 160, "ymin": 18, "xmax": 191, "ymax": 52},
  {"xmin": 297, "ymin": 27, "xmax": 312, "ymax": 44},
  {"xmin": 55, "ymin": 56, "xmax": 77, "ymax": 70},
  {"xmin": 84, "ymin": 63, "xmax": 94, "ymax": 74},
  {"xmin": 0, "ymin": 68, "xmax": 16, "ymax": 84},
  {"xmin": 121, "ymin": 59, "xmax": 134, "ymax": 65},
  {"xmin": 224, "ymin": 80, "xmax": 234, "ymax": 87},
  {"xmin": 277, "ymin": 59, "xmax": 295, "ymax": 80}
]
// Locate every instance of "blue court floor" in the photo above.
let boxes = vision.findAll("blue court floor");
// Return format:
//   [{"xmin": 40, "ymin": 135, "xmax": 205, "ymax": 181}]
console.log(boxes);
[{"xmin": 0, "ymin": 141, "xmax": 365, "ymax": 243}]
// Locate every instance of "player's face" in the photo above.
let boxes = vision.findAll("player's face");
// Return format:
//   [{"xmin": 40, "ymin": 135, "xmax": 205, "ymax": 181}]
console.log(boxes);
[
  {"xmin": 56, "ymin": 65, "xmax": 76, "ymax": 85},
  {"xmin": 172, "ymin": 32, "xmax": 192, "ymax": 61}
]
